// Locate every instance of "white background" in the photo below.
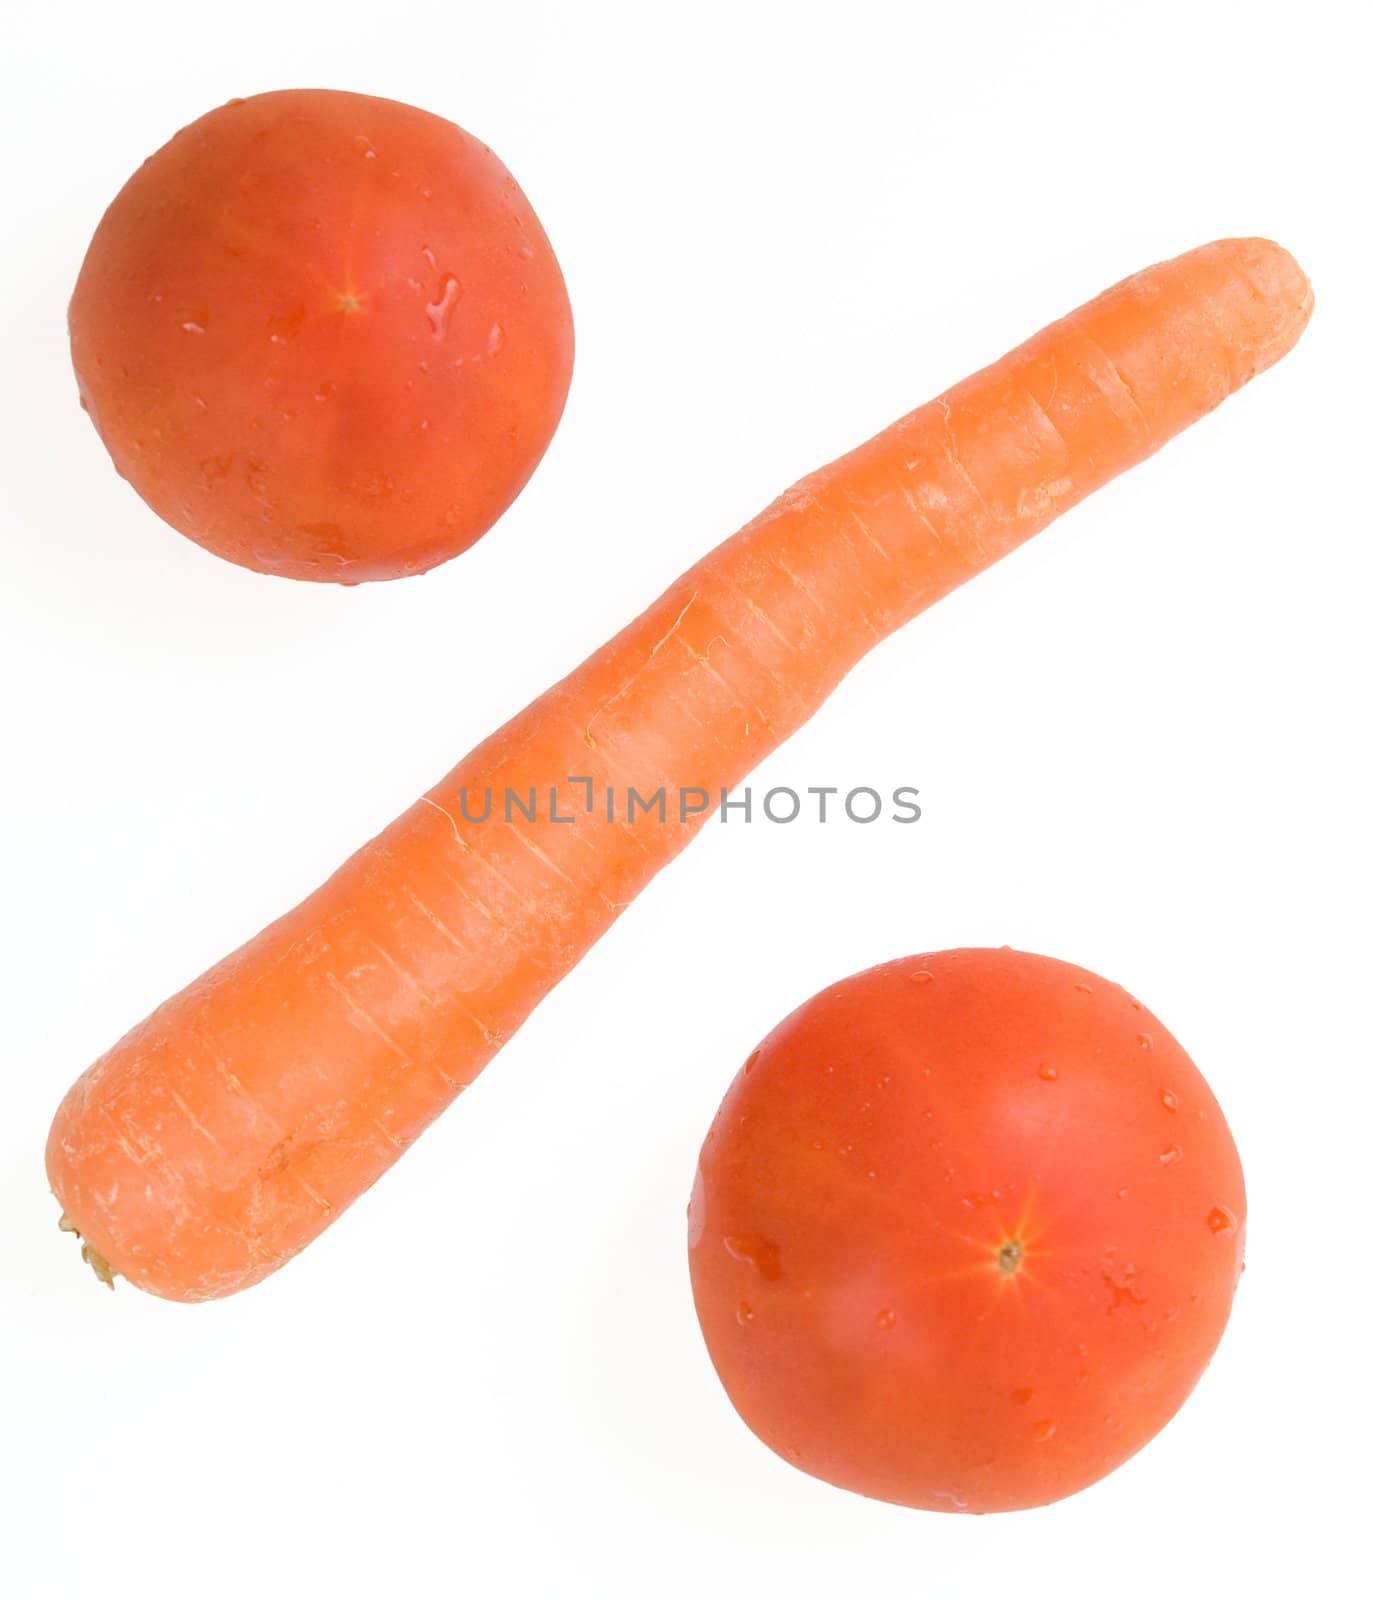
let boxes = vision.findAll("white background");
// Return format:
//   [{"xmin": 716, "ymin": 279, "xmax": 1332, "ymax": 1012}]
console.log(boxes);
[{"xmin": 2, "ymin": 1, "xmax": 1368, "ymax": 1594}]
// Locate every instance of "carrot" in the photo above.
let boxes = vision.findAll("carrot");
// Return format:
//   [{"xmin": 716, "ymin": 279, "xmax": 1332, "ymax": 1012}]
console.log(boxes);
[{"xmin": 47, "ymin": 238, "xmax": 1312, "ymax": 1301}]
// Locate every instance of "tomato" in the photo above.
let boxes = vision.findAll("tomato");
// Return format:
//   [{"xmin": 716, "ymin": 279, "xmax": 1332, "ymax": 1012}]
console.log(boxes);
[
  {"xmin": 69, "ymin": 89, "xmax": 573, "ymax": 583},
  {"xmin": 688, "ymin": 948, "xmax": 1246, "ymax": 1513}
]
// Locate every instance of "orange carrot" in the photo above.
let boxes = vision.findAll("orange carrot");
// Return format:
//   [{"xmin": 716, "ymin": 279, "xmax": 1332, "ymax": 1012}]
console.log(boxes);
[{"xmin": 47, "ymin": 239, "xmax": 1312, "ymax": 1301}]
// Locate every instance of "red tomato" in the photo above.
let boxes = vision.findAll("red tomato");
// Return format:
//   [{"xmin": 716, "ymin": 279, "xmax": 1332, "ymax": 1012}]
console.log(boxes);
[
  {"xmin": 69, "ymin": 89, "xmax": 573, "ymax": 582},
  {"xmin": 688, "ymin": 948, "xmax": 1246, "ymax": 1513}
]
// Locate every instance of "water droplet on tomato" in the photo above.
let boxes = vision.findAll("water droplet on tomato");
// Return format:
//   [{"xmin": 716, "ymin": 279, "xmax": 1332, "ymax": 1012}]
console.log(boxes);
[
  {"xmin": 743, "ymin": 1049, "xmax": 760, "ymax": 1074},
  {"xmin": 487, "ymin": 321, "xmax": 505, "ymax": 355},
  {"xmin": 267, "ymin": 307, "xmax": 305, "ymax": 345},
  {"xmin": 1012, "ymin": 1387, "xmax": 1034, "ymax": 1406},
  {"xmin": 1138, "ymin": 1032, "xmax": 1153, "ymax": 1050},
  {"xmin": 875, "ymin": 1308, "xmax": 896, "ymax": 1330},
  {"xmin": 723, "ymin": 1235, "xmax": 782, "ymax": 1280},
  {"xmin": 1033, "ymin": 1419, "xmax": 1056, "ymax": 1441},
  {"xmin": 687, "ymin": 1169, "xmax": 705, "ymax": 1246},
  {"xmin": 1038, "ymin": 1063, "xmax": 1059, "ymax": 1081},
  {"xmin": 1160, "ymin": 1144, "xmax": 1183, "ymax": 1165},
  {"xmin": 426, "ymin": 274, "xmax": 462, "ymax": 339},
  {"xmin": 1207, "ymin": 1205, "xmax": 1237, "ymax": 1235},
  {"xmin": 1074, "ymin": 982, "xmax": 1094, "ymax": 994},
  {"xmin": 1161, "ymin": 1089, "xmax": 1179, "ymax": 1112},
  {"xmin": 910, "ymin": 970, "xmax": 934, "ymax": 985},
  {"xmin": 737, "ymin": 1301, "xmax": 754, "ymax": 1326},
  {"xmin": 354, "ymin": 135, "xmax": 376, "ymax": 159},
  {"xmin": 1103, "ymin": 1262, "xmax": 1146, "ymax": 1308}
]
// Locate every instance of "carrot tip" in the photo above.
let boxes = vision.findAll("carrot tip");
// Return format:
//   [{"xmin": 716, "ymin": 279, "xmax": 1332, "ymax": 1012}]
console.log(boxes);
[
  {"xmin": 1226, "ymin": 237, "xmax": 1314, "ymax": 369},
  {"xmin": 57, "ymin": 1211, "xmax": 117, "ymax": 1290}
]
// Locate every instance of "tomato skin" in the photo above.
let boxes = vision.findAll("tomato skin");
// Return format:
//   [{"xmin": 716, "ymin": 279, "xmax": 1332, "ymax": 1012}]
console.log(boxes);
[
  {"xmin": 688, "ymin": 949, "xmax": 1246, "ymax": 1514},
  {"xmin": 69, "ymin": 89, "xmax": 573, "ymax": 582}
]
